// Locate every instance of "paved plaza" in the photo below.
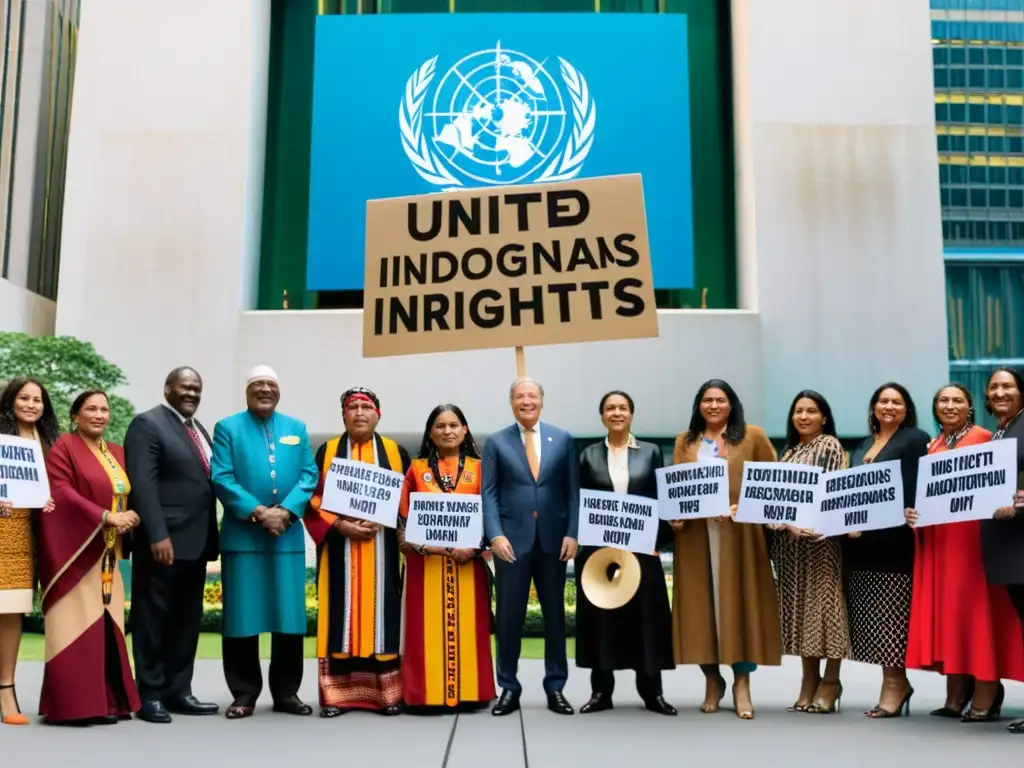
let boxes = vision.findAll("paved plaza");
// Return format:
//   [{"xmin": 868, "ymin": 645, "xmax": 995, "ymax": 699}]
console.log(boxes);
[{"xmin": 3, "ymin": 657, "xmax": 1023, "ymax": 765}]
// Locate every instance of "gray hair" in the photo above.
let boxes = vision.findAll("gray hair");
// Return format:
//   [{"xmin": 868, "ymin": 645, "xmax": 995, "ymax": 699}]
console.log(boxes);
[{"xmin": 509, "ymin": 377, "xmax": 544, "ymax": 401}]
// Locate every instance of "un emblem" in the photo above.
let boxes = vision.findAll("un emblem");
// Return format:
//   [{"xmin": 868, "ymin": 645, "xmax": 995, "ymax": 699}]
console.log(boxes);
[{"xmin": 399, "ymin": 42, "xmax": 596, "ymax": 189}]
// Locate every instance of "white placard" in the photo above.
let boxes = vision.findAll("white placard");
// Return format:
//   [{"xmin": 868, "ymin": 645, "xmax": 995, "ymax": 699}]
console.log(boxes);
[
  {"xmin": 320, "ymin": 457, "xmax": 404, "ymax": 528},
  {"xmin": 817, "ymin": 460, "xmax": 905, "ymax": 536},
  {"xmin": 656, "ymin": 459, "xmax": 730, "ymax": 520},
  {"xmin": 913, "ymin": 438, "xmax": 1018, "ymax": 527},
  {"xmin": 578, "ymin": 488, "xmax": 658, "ymax": 554},
  {"xmin": 404, "ymin": 492, "xmax": 483, "ymax": 549},
  {"xmin": 0, "ymin": 435, "xmax": 50, "ymax": 508},
  {"xmin": 735, "ymin": 462, "xmax": 821, "ymax": 527}
]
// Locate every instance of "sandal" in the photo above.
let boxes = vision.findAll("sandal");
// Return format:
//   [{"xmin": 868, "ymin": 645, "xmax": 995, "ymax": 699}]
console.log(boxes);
[
  {"xmin": 700, "ymin": 673, "xmax": 726, "ymax": 713},
  {"xmin": 732, "ymin": 683, "xmax": 755, "ymax": 720},
  {"xmin": 225, "ymin": 705, "xmax": 254, "ymax": 720},
  {"xmin": 0, "ymin": 684, "xmax": 29, "ymax": 726}
]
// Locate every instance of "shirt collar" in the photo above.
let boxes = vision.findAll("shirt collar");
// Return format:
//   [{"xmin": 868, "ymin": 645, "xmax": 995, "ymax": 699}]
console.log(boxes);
[
  {"xmin": 605, "ymin": 433, "xmax": 639, "ymax": 450},
  {"xmin": 517, "ymin": 421, "xmax": 540, "ymax": 434},
  {"xmin": 162, "ymin": 403, "xmax": 189, "ymax": 424}
]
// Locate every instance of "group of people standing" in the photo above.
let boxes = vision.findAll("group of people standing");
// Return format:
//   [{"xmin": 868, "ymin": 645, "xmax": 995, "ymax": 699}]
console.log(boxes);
[{"xmin": 0, "ymin": 364, "xmax": 1022, "ymax": 738}]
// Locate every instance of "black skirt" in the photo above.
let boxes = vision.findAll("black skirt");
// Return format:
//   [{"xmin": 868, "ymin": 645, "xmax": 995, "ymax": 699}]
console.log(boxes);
[{"xmin": 574, "ymin": 546, "xmax": 675, "ymax": 675}]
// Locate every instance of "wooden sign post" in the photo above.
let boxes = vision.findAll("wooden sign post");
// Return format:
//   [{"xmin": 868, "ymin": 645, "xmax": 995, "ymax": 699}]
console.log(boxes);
[{"xmin": 515, "ymin": 346, "xmax": 526, "ymax": 379}]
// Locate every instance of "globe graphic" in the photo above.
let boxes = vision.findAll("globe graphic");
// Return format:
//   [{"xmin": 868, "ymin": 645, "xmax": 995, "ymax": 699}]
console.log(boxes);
[{"xmin": 428, "ymin": 45, "xmax": 567, "ymax": 186}]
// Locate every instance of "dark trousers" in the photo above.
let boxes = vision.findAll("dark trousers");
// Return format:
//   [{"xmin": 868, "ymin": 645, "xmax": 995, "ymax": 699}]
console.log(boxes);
[
  {"xmin": 222, "ymin": 633, "xmax": 304, "ymax": 706},
  {"xmin": 130, "ymin": 552, "xmax": 206, "ymax": 702},
  {"xmin": 494, "ymin": 544, "xmax": 567, "ymax": 696},
  {"xmin": 591, "ymin": 669, "xmax": 662, "ymax": 700}
]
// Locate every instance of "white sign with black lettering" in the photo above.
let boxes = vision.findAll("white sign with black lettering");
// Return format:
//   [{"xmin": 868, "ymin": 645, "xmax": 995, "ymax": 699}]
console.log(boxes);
[
  {"xmin": 735, "ymin": 462, "xmax": 821, "ymax": 527},
  {"xmin": 817, "ymin": 460, "xmax": 905, "ymax": 536},
  {"xmin": 404, "ymin": 492, "xmax": 483, "ymax": 549},
  {"xmin": 655, "ymin": 459, "xmax": 730, "ymax": 520},
  {"xmin": 0, "ymin": 434, "xmax": 50, "ymax": 508},
  {"xmin": 914, "ymin": 439, "xmax": 1018, "ymax": 527},
  {"xmin": 578, "ymin": 489, "xmax": 658, "ymax": 554},
  {"xmin": 320, "ymin": 458, "xmax": 404, "ymax": 528}
]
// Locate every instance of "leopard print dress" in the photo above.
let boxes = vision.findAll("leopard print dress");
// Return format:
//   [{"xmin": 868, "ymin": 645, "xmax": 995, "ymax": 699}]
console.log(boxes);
[{"xmin": 771, "ymin": 435, "xmax": 852, "ymax": 659}]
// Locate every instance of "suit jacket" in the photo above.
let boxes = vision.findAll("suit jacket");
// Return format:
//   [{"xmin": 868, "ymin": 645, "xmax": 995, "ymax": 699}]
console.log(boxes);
[
  {"xmin": 211, "ymin": 409, "xmax": 318, "ymax": 554},
  {"xmin": 482, "ymin": 420, "xmax": 580, "ymax": 556},
  {"xmin": 981, "ymin": 412, "xmax": 1024, "ymax": 585},
  {"xmin": 578, "ymin": 438, "xmax": 672, "ymax": 551},
  {"xmin": 124, "ymin": 405, "xmax": 218, "ymax": 562},
  {"xmin": 843, "ymin": 426, "xmax": 930, "ymax": 575}
]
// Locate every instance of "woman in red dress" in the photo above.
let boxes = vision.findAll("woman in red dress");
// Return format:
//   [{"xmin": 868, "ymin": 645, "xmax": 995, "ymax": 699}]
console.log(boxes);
[
  {"xmin": 36, "ymin": 390, "xmax": 142, "ymax": 725},
  {"xmin": 905, "ymin": 383, "xmax": 1024, "ymax": 721}
]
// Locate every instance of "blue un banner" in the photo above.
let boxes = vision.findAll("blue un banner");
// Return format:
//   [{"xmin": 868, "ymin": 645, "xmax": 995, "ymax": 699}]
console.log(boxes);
[{"xmin": 306, "ymin": 12, "xmax": 694, "ymax": 292}]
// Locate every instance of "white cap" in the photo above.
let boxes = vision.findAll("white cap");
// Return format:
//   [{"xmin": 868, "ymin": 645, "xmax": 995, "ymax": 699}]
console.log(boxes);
[{"xmin": 246, "ymin": 365, "xmax": 279, "ymax": 386}]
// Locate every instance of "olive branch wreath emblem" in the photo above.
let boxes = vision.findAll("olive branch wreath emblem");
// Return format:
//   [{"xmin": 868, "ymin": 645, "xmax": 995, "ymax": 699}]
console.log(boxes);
[{"xmin": 399, "ymin": 54, "xmax": 596, "ymax": 189}]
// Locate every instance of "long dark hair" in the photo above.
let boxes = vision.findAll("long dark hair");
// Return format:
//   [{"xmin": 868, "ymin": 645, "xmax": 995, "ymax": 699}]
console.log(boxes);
[
  {"xmin": 417, "ymin": 404, "xmax": 481, "ymax": 461},
  {"xmin": 784, "ymin": 389, "xmax": 837, "ymax": 449},
  {"xmin": 984, "ymin": 366, "xmax": 1024, "ymax": 415},
  {"xmin": 867, "ymin": 382, "xmax": 918, "ymax": 433},
  {"xmin": 0, "ymin": 376, "xmax": 60, "ymax": 447},
  {"xmin": 684, "ymin": 379, "xmax": 746, "ymax": 445},
  {"xmin": 931, "ymin": 382, "xmax": 974, "ymax": 428},
  {"xmin": 69, "ymin": 389, "xmax": 109, "ymax": 431}
]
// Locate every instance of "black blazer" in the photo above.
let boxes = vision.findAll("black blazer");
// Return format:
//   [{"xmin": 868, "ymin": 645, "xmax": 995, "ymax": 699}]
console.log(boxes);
[
  {"xmin": 981, "ymin": 412, "xmax": 1024, "ymax": 586},
  {"xmin": 842, "ymin": 426, "xmax": 930, "ymax": 575},
  {"xmin": 124, "ymin": 405, "xmax": 219, "ymax": 562},
  {"xmin": 578, "ymin": 438, "xmax": 672, "ymax": 552}
]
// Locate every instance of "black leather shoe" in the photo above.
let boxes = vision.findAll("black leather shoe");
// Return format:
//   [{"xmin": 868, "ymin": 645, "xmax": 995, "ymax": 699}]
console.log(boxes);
[
  {"xmin": 164, "ymin": 695, "xmax": 219, "ymax": 716},
  {"xmin": 491, "ymin": 690, "xmax": 520, "ymax": 716},
  {"xmin": 320, "ymin": 706, "xmax": 347, "ymax": 718},
  {"xmin": 547, "ymin": 692, "xmax": 574, "ymax": 715},
  {"xmin": 380, "ymin": 704, "xmax": 403, "ymax": 716},
  {"xmin": 643, "ymin": 695, "xmax": 678, "ymax": 716},
  {"xmin": 93, "ymin": 715, "xmax": 120, "ymax": 725},
  {"xmin": 580, "ymin": 693, "xmax": 613, "ymax": 714},
  {"xmin": 272, "ymin": 695, "xmax": 313, "ymax": 716},
  {"xmin": 136, "ymin": 701, "xmax": 172, "ymax": 724}
]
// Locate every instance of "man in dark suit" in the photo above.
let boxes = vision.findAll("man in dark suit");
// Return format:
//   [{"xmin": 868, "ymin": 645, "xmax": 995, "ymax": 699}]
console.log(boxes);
[
  {"xmin": 482, "ymin": 377, "xmax": 580, "ymax": 717},
  {"xmin": 124, "ymin": 367, "xmax": 220, "ymax": 723}
]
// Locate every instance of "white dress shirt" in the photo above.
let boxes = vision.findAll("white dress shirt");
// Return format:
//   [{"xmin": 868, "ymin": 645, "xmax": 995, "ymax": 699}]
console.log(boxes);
[
  {"xmin": 163, "ymin": 403, "xmax": 212, "ymax": 463},
  {"xmin": 517, "ymin": 421, "xmax": 542, "ymax": 463}
]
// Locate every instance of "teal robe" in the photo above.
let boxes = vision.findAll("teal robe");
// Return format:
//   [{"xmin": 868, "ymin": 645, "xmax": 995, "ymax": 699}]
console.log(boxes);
[{"xmin": 211, "ymin": 409, "xmax": 317, "ymax": 637}]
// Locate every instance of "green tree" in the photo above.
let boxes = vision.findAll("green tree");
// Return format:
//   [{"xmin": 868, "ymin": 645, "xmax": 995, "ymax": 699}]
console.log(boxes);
[{"xmin": 0, "ymin": 333, "xmax": 135, "ymax": 443}]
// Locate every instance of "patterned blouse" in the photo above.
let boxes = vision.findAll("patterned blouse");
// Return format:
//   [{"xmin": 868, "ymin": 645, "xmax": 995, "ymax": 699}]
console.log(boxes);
[{"xmin": 779, "ymin": 433, "xmax": 846, "ymax": 473}]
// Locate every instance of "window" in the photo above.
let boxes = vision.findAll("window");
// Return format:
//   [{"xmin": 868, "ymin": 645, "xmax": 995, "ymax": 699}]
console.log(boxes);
[{"xmin": 970, "ymin": 188, "xmax": 987, "ymax": 207}]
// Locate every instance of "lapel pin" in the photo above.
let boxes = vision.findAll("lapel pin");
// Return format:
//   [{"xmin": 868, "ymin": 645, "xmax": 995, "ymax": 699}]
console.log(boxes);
[{"xmin": 547, "ymin": 436, "xmax": 553, "ymax": 442}]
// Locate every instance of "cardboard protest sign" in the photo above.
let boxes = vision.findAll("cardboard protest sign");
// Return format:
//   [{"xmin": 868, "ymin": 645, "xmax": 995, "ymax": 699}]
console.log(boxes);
[
  {"xmin": 578, "ymin": 488, "xmax": 659, "ymax": 554},
  {"xmin": 0, "ymin": 435, "xmax": 50, "ymax": 508},
  {"xmin": 320, "ymin": 457, "xmax": 404, "ymax": 528},
  {"xmin": 655, "ymin": 459, "xmax": 730, "ymax": 520},
  {"xmin": 735, "ymin": 462, "xmax": 821, "ymax": 527},
  {"xmin": 404, "ymin": 492, "xmax": 483, "ymax": 549},
  {"xmin": 817, "ymin": 460, "xmax": 905, "ymax": 536},
  {"xmin": 914, "ymin": 439, "xmax": 1018, "ymax": 526},
  {"xmin": 363, "ymin": 174, "xmax": 659, "ymax": 357}
]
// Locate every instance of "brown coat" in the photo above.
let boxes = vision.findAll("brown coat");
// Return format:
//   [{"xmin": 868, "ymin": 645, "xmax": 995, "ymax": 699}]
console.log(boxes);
[{"xmin": 671, "ymin": 426, "xmax": 782, "ymax": 666}]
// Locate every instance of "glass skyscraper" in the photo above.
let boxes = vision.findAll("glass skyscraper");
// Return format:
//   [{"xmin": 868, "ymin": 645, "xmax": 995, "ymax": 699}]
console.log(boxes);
[{"xmin": 932, "ymin": 0, "xmax": 1024, "ymax": 426}]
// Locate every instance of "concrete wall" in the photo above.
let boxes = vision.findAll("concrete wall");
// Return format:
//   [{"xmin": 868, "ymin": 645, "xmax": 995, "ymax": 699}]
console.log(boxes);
[
  {"xmin": 53, "ymin": 0, "xmax": 948, "ymax": 442},
  {"xmin": 0, "ymin": 277, "xmax": 55, "ymax": 335},
  {"xmin": 731, "ymin": 0, "xmax": 949, "ymax": 435},
  {"xmin": 54, "ymin": 0, "xmax": 270, "ymax": 420}
]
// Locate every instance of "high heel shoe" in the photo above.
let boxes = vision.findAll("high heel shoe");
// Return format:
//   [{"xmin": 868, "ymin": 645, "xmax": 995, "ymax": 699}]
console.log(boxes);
[
  {"xmin": 807, "ymin": 681, "xmax": 843, "ymax": 714},
  {"xmin": 866, "ymin": 686, "xmax": 914, "ymax": 718},
  {"xmin": 930, "ymin": 677, "xmax": 975, "ymax": 718},
  {"xmin": 732, "ymin": 683, "xmax": 755, "ymax": 720},
  {"xmin": 0, "ymin": 684, "xmax": 29, "ymax": 726},
  {"xmin": 700, "ymin": 673, "xmax": 727, "ymax": 714},
  {"xmin": 961, "ymin": 683, "xmax": 1004, "ymax": 723},
  {"xmin": 787, "ymin": 678, "xmax": 821, "ymax": 713}
]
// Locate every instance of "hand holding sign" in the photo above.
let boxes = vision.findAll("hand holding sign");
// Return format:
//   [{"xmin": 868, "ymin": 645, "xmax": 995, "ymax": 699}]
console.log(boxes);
[{"xmin": 321, "ymin": 458, "xmax": 404, "ymax": 528}]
